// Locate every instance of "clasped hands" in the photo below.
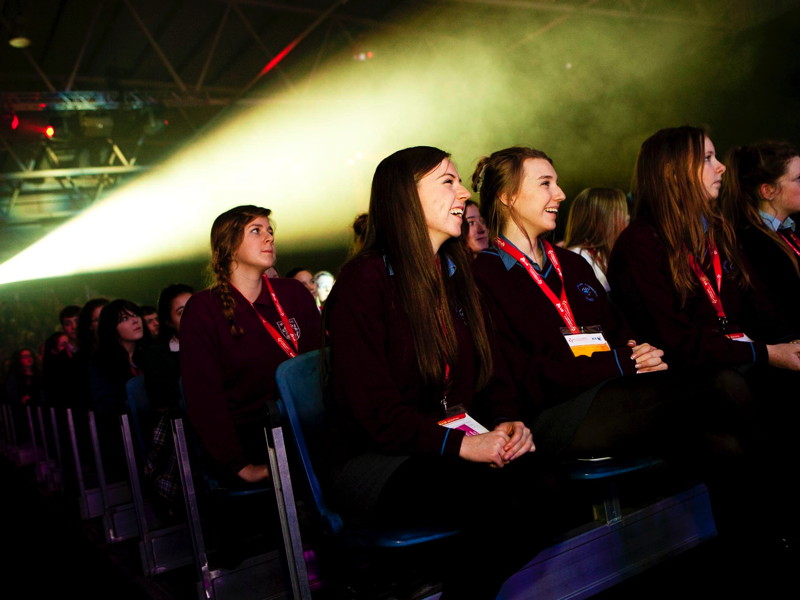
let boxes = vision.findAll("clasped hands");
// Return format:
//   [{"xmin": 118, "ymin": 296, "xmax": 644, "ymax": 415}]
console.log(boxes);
[{"xmin": 459, "ymin": 420, "xmax": 534, "ymax": 468}]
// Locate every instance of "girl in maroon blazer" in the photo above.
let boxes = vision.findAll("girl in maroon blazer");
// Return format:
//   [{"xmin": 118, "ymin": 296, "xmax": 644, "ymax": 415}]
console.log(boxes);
[
  {"xmin": 722, "ymin": 141, "xmax": 800, "ymax": 333},
  {"xmin": 470, "ymin": 146, "xmax": 669, "ymax": 461},
  {"xmin": 325, "ymin": 146, "xmax": 561, "ymax": 599},
  {"xmin": 608, "ymin": 126, "xmax": 800, "ymax": 371},
  {"xmin": 607, "ymin": 125, "xmax": 800, "ymax": 553},
  {"xmin": 180, "ymin": 205, "xmax": 321, "ymax": 485}
]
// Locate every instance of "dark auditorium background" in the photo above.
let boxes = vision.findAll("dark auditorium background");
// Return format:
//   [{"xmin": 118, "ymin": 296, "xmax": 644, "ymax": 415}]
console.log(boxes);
[{"xmin": 1, "ymin": 0, "xmax": 799, "ymax": 357}]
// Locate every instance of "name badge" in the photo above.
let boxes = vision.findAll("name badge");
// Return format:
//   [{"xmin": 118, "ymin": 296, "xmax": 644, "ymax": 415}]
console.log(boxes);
[
  {"xmin": 438, "ymin": 405, "xmax": 489, "ymax": 437},
  {"xmin": 561, "ymin": 325, "xmax": 611, "ymax": 357},
  {"xmin": 726, "ymin": 332, "xmax": 755, "ymax": 343}
]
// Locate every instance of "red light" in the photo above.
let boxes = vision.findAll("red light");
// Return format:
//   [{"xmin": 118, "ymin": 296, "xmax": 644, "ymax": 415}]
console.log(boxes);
[
  {"xmin": 45, "ymin": 126, "xmax": 55, "ymax": 138},
  {"xmin": 11, "ymin": 115, "xmax": 19, "ymax": 130},
  {"xmin": 259, "ymin": 39, "xmax": 299, "ymax": 76}
]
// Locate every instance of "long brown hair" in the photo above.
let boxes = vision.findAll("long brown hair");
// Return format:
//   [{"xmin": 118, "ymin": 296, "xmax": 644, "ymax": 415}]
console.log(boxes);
[
  {"xmin": 722, "ymin": 141, "xmax": 800, "ymax": 276},
  {"xmin": 632, "ymin": 126, "xmax": 747, "ymax": 303},
  {"xmin": 355, "ymin": 146, "xmax": 492, "ymax": 388},
  {"xmin": 209, "ymin": 205, "xmax": 272, "ymax": 336},
  {"xmin": 563, "ymin": 187, "xmax": 629, "ymax": 273},
  {"xmin": 472, "ymin": 146, "xmax": 554, "ymax": 244}
]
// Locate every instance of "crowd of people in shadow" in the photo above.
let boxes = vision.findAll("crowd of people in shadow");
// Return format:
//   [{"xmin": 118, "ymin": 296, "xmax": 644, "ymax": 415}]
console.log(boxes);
[{"xmin": 2, "ymin": 124, "xmax": 800, "ymax": 599}]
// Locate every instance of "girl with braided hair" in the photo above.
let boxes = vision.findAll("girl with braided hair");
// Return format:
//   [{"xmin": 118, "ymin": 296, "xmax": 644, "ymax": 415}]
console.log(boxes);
[{"xmin": 180, "ymin": 205, "xmax": 321, "ymax": 484}]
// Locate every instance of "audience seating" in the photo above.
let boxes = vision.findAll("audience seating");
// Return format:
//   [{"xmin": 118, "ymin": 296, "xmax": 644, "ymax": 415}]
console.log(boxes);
[
  {"xmin": 274, "ymin": 349, "xmax": 718, "ymax": 600},
  {"xmin": 66, "ymin": 407, "xmax": 131, "ymax": 521},
  {"xmin": 172, "ymin": 415, "xmax": 304, "ymax": 600},
  {"xmin": 87, "ymin": 409, "xmax": 139, "ymax": 542},
  {"xmin": 119, "ymin": 410, "xmax": 193, "ymax": 576},
  {"xmin": 274, "ymin": 348, "xmax": 462, "ymax": 598},
  {"xmin": 565, "ymin": 455, "xmax": 666, "ymax": 525}
]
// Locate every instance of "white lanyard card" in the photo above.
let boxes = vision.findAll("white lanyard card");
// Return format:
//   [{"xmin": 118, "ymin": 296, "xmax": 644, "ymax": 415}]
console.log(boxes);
[{"xmin": 561, "ymin": 325, "xmax": 611, "ymax": 357}]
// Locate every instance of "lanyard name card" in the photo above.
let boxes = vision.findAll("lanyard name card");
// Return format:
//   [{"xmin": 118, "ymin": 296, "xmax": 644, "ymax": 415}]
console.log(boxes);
[
  {"xmin": 233, "ymin": 275, "xmax": 299, "ymax": 358},
  {"xmin": 494, "ymin": 237, "xmax": 580, "ymax": 333},
  {"xmin": 687, "ymin": 244, "xmax": 751, "ymax": 341},
  {"xmin": 494, "ymin": 237, "xmax": 610, "ymax": 356}
]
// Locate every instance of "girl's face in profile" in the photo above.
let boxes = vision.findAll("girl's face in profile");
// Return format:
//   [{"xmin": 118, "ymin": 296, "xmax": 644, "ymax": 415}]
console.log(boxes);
[
  {"xmin": 507, "ymin": 158, "xmax": 566, "ymax": 238},
  {"xmin": 699, "ymin": 136, "xmax": 726, "ymax": 201},
  {"xmin": 417, "ymin": 159, "xmax": 471, "ymax": 251},
  {"xmin": 233, "ymin": 217, "xmax": 275, "ymax": 274}
]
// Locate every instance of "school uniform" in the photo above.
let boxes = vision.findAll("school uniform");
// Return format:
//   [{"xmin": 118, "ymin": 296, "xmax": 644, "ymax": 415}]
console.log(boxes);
[
  {"xmin": 607, "ymin": 217, "xmax": 792, "ymax": 369},
  {"xmin": 607, "ymin": 216, "xmax": 800, "ymax": 544},
  {"xmin": 325, "ymin": 252, "xmax": 522, "ymax": 510},
  {"xmin": 473, "ymin": 238, "xmax": 671, "ymax": 458},
  {"xmin": 180, "ymin": 278, "xmax": 321, "ymax": 475},
  {"xmin": 735, "ymin": 213, "xmax": 800, "ymax": 334},
  {"xmin": 325, "ymin": 251, "xmax": 564, "ymax": 599}
]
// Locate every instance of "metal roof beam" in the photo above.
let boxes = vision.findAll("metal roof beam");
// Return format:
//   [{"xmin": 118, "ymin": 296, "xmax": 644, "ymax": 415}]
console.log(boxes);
[
  {"xmin": 121, "ymin": 0, "xmax": 189, "ymax": 92},
  {"xmin": 65, "ymin": 1, "xmax": 105, "ymax": 92},
  {"xmin": 0, "ymin": 165, "xmax": 148, "ymax": 181},
  {"xmin": 196, "ymin": 3, "xmax": 233, "ymax": 92}
]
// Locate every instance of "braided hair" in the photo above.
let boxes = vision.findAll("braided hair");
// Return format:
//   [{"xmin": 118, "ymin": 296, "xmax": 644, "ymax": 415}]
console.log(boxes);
[{"xmin": 209, "ymin": 205, "xmax": 272, "ymax": 336}]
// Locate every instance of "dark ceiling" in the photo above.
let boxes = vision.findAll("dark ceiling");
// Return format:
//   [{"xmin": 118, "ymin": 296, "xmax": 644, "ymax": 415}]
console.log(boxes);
[{"xmin": 0, "ymin": 0, "xmax": 797, "ymax": 239}]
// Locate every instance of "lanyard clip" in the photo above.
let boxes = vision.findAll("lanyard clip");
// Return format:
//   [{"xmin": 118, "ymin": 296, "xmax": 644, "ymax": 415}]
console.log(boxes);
[{"xmin": 718, "ymin": 316, "xmax": 730, "ymax": 335}]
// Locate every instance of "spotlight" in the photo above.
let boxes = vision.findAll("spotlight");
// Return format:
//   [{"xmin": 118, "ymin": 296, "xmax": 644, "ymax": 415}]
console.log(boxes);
[
  {"xmin": 8, "ymin": 34, "xmax": 31, "ymax": 49},
  {"xmin": 7, "ymin": 15, "xmax": 31, "ymax": 49}
]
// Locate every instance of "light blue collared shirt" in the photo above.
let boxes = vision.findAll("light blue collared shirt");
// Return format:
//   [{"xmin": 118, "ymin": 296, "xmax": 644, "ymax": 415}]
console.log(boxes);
[
  {"xmin": 494, "ymin": 236, "xmax": 552, "ymax": 277},
  {"xmin": 759, "ymin": 210, "xmax": 795, "ymax": 232}
]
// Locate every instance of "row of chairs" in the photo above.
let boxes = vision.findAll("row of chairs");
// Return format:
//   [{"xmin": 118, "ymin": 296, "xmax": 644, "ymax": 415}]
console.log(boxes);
[
  {"xmin": 272, "ymin": 350, "xmax": 719, "ymax": 599},
  {"xmin": 0, "ymin": 391, "xmax": 296, "ymax": 599},
  {"xmin": 0, "ymin": 350, "xmax": 718, "ymax": 599}
]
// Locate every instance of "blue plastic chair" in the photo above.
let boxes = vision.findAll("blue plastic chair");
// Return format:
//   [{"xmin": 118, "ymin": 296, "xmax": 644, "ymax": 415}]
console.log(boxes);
[
  {"xmin": 125, "ymin": 375, "xmax": 151, "ymax": 460},
  {"xmin": 274, "ymin": 348, "xmax": 461, "ymax": 548},
  {"xmin": 564, "ymin": 455, "xmax": 666, "ymax": 525}
]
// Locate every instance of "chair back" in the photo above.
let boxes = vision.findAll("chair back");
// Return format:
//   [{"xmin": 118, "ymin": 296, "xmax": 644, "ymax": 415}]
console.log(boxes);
[
  {"xmin": 275, "ymin": 348, "xmax": 343, "ymax": 536},
  {"xmin": 125, "ymin": 375, "xmax": 150, "ymax": 459}
]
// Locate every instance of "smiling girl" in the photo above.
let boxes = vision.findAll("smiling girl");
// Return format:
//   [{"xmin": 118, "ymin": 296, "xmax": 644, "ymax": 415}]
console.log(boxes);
[
  {"xmin": 470, "ymin": 146, "xmax": 669, "ymax": 461},
  {"xmin": 325, "ymin": 146, "xmax": 557, "ymax": 598}
]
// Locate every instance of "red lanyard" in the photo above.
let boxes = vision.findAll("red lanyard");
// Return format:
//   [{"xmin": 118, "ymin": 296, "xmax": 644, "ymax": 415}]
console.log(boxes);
[
  {"xmin": 233, "ymin": 275, "xmax": 299, "ymax": 358},
  {"xmin": 494, "ymin": 237, "xmax": 579, "ymax": 333},
  {"xmin": 687, "ymin": 243, "xmax": 727, "ymax": 321},
  {"xmin": 778, "ymin": 229, "xmax": 800, "ymax": 259},
  {"xmin": 435, "ymin": 256, "xmax": 453, "ymax": 410}
]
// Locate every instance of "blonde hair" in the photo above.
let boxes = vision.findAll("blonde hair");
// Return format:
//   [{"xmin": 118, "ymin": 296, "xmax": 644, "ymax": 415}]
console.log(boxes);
[{"xmin": 563, "ymin": 187, "xmax": 629, "ymax": 273}]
